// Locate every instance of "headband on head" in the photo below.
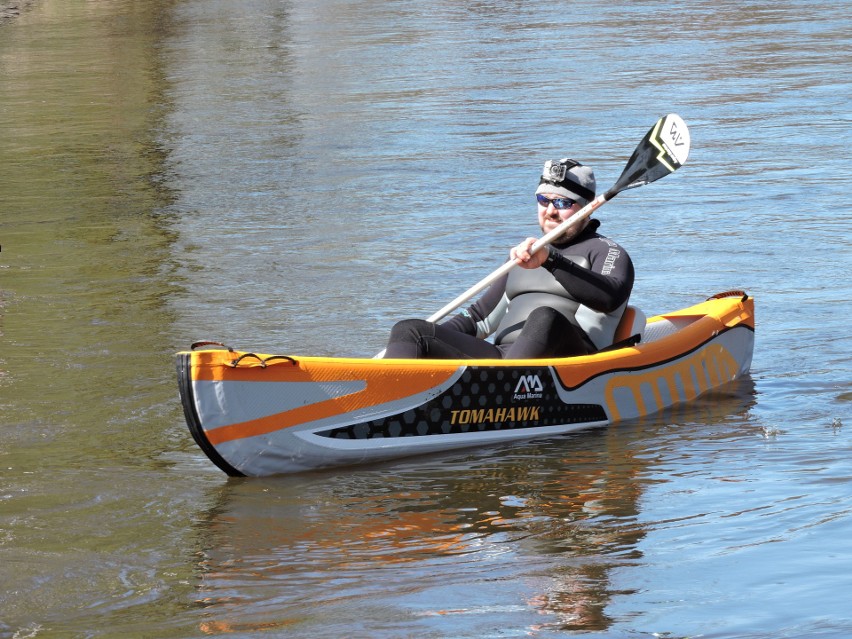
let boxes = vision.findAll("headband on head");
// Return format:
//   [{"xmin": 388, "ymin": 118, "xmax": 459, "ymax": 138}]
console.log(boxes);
[{"xmin": 536, "ymin": 158, "xmax": 596, "ymax": 204}]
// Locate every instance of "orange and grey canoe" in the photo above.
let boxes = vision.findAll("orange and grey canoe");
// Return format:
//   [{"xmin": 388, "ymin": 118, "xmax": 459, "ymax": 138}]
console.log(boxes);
[{"xmin": 176, "ymin": 292, "xmax": 755, "ymax": 476}]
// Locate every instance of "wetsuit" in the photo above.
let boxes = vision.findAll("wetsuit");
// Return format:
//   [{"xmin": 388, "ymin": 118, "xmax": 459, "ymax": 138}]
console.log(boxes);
[{"xmin": 383, "ymin": 219, "xmax": 634, "ymax": 359}]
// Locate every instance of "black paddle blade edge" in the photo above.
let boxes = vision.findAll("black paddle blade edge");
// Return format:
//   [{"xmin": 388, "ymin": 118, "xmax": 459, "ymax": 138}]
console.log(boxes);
[{"xmin": 608, "ymin": 113, "xmax": 691, "ymax": 197}]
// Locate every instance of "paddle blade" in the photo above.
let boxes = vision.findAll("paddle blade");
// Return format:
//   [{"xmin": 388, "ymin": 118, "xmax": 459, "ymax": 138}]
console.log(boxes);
[{"xmin": 609, "ymin": 113, "xmax": 690, "ymax": 196}]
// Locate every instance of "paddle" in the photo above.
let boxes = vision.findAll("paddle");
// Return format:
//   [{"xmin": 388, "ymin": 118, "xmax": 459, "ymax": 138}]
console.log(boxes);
[{"xmin": 377, "ymin": 113, "xmax": 690, "ymax": 356}]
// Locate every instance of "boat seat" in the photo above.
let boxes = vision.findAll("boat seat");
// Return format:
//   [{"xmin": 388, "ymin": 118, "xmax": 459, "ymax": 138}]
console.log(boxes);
[{"xmin": 612, "ymin": 305, "xmax": 646, "ymax": 345}]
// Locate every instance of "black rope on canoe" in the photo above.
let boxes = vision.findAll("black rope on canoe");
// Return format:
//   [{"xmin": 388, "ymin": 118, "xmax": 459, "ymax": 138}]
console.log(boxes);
[
  {"xmin": 262, "ymin": 355, "xmax": 299, "ymax": 366},
  {"xmin": 191, "ymin": 341, "xmax": 235, "ymax": 352},
  {"xmin": 228, "ymin": 353, "xmax": 298, "ymax": 368},
  {"xmin": 707, "ymin": 290, "xmax": 749, "ymax": 302}
]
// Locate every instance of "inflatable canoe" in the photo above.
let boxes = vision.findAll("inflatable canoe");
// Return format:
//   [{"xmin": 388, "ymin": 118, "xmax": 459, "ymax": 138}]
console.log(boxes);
[{"xmin": 177, "ymin": 291, "xmax": 754, "ymax": 476}]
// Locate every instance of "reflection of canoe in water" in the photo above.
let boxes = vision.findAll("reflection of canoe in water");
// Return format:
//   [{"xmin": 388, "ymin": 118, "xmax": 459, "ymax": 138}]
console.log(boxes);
[{"xmin": 177, "ymin": 291, "xmax": 754, "ymax": 477}]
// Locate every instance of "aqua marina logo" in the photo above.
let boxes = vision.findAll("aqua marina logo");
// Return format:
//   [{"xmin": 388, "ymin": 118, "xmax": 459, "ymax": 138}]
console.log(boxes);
[{"xmin": 513, "ymin": 374, "xmax": 544, "ymax": 400}]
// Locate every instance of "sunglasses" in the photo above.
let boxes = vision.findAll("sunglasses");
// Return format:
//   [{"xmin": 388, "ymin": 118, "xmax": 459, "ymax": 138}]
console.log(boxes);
[{"xmin": 536, "ymin": 194, "xmax": 577, "ymax": 210}]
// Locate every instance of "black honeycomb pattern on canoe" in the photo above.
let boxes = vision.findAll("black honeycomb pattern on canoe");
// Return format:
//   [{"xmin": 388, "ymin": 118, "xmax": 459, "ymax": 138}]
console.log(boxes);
[{"xmin": 317, "ymin": 366, "xmax": 606, "ymax": 440}]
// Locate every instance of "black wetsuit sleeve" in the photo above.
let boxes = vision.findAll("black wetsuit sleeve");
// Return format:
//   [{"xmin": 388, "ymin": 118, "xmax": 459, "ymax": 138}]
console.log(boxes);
[
  {"xmin": 439, "ymin": 271, "xmax": 510, "ymax": 335},
  {"xmin": 544, "ymin": 240, "xmax": 634, "ymax": 312}
]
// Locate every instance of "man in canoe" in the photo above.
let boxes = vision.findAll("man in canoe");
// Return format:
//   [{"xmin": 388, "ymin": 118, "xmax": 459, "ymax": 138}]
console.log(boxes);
[{"xmin": 383, "ymin": 158, "xmax": 634, "ymax": 359}]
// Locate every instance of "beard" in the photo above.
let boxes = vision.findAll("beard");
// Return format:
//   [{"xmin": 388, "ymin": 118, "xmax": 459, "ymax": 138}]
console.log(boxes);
[{"xmin": 543, "ymin": 216, "xmax": 589, "ymax": 244}]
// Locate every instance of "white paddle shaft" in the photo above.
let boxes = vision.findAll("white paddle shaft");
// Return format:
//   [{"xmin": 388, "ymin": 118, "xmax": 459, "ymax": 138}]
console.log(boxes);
[
  {"xmin": 425, "ymin": 192, "xmax": 609, "ymax": 323},
  {"xmin": 371, "ymin": 194, "xmax": 609, "ymax": 358}
]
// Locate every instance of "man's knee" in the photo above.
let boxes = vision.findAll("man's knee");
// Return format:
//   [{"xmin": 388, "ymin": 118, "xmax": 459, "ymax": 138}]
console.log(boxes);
[
  {"xmin": 389, "ymin": 318, "xmax": 434, "ymax": 343},
  {"xmin": 519, "ymin": 307, "xmax": 594, "ymax": 356},
  {"xmin": 524, "ymin": 306, "xmax": 565, "ymax": 331}
]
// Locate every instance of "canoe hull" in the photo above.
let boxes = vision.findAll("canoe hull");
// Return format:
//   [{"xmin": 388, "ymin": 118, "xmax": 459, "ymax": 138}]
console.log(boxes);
[{"xmin": 177, "ymin": 293, "xmax": 754, "ymax": 476}]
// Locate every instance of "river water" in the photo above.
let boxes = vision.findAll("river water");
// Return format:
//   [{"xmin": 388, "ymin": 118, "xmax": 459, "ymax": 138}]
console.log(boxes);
[{"xmin": 1, "ymin": 0, "xmax": 850, "ymax": 637}]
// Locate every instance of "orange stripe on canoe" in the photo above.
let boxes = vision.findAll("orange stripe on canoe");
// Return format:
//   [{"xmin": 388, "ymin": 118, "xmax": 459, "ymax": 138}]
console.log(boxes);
[{"xmin": 192, "ymin": 355, "xmax": 461, "ymax": 445}]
